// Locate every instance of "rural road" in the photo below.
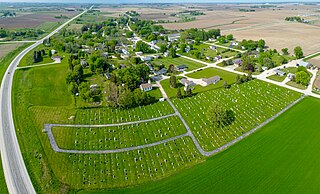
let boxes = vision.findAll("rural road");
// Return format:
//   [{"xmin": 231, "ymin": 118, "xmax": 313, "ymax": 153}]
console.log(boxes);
[{"xmin": 0, "ymin": 6, "xmax": 92, "ymax": 194}]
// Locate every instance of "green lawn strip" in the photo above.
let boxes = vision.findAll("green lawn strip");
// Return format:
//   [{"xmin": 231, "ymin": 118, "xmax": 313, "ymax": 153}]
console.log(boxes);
[
  {"xmin": 173, "ymin": 80, "xmax": 301, "ymax": 151},
  {"xmin": 91, "ymin": 97, "xmax": 320, "ymax": 194},
  {"xmin": 286, "ymin": 81, "xmax": 308, "ymax": 90},
  {"xmin": 0, "ymin": 43, "xmax": 32, "ymax": 83},
  {"xmin": 52, "ymin": 116, "xmax": 187, "ymax": 150},
  {"xmin": 267, "ymin": 74, "xmax": 286, "ymax": 82},
  {"xmin": 152, "ymin": 56, "xmax": 205, "ymax": 71},
  {"xmin": 304, "ymin": 52, "xmax": 320, "ymax": 61}
]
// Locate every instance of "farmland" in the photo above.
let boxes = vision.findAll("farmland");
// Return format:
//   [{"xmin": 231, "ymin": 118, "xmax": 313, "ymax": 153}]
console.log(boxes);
[
  {"xmin": 97, "ymin": 97, "xmax": 320, "ymax": 194},
  {"xmin": 0, "ymin": 43, "xmax": 23, "ymax": 58}
]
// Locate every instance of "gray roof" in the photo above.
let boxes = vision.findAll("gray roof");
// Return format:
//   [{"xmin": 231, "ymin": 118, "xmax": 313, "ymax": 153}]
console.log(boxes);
[
  {"xmin": 298, "ymin": 61, "xmax": 310, "ymax": 67},
  {"xmin": 176, "ymin": 64, "xmax": 188, "ymax": 69},
  {"xmin": 274, "ymin": 69, "xmax": 286, "ymax": 75},
  {"xmin": 155, "ymin": 68, "xmax": 167, "ymax": 75},
  {"xmin": 180, "ymin": 78, "xmax": 196, "ymax": 86},
  {"xmin": 202, "ymin": 76, "xmax": 221, "ymax": 84}
]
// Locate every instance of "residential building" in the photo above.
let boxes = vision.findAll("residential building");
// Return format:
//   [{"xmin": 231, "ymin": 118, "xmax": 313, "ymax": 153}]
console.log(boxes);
[
  {"xmin": 175, "ymin": 64, "xmax": 188, "ymax": 72},
  {"xmin": 140, "ymin": 83, "xmax": 153, "ymax": 92},
  {"xmin": 201, "ymin": 76, "xmax": 221, "ymax": 86},
  {"xmin": 274, "ymin": 69, "xmax": 286, "ymax": 76}
]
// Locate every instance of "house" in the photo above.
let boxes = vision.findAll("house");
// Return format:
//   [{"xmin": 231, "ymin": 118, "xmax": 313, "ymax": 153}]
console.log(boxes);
[
  {"xmin": 185, "ymin": 46, "xmax": 191, "ymax": 53},
  {"xmin": 120, "ymin": 64, "xmax": 126, "ymax": 69},
  {"xmin": 214, "ymin": 55, "xmax": 222, "ymax": 61},
  {"xmin": 206, "ymin": 56, "xmax": 211, "ymax": 60},
  {"xmin": 288, "ymin": 73, "xmax": 295, "ymax": 80},
  {"xmin": 155, "ymin": 68, "xmax": 167, "ymax": 76},
  {"xmin": 232, "ymin": 58, "xmax": 242, "ymax": 66},
  {"xmin": 201, "ymin": 76, "xmax": 221, "ymax": 86},
  {"xmin": 209, "ymin": 45, "xmax": 216, "ymax": 50},
  {"xmin": 140, "ymin": 83, "xmax": 153, "ymax": 92},
  {"xmin": 274, "ymin": 69, "xmax": 286, "ymax": 76},
  {"xmin": 297, "ymin": 61, "xmax": 311, "ymax": 68},
  {"xmin": 164, "ymin": 51, "xmax": 169, "ymax": 57},
  {"xmin": 151, "ymin": 40, "xmax": 157, "ymax": 45},
  {"xmin": 141, "ymin": 56, "xmax": 153, "ymax": 62},
  {"xmin": 51, "ymin": 56, "xmax": 61, "ymax": 63},
  {"xmin": 175, "ymin": 64, "xmax": 188, "ymax": 72},
  {"xmin": 105, "ymin": 73, "xmax": 111, "ymax": 80},
  {"xmin": 135, "ymin": 51, "xmax": 143, "ymax": 56},
  {"xmin": 51, "ymin": 49, "xmax": 56, "ymax": 55},
  {"xmin": 167, "ymin": 33, "xmax": 180, "ymax": 42},
  {"xmin": 180, "ymin": 78, "xmax": 196, "ymax": 91},
  {"xmin": 159, "ymin": 98, "xmax": 166, "ymax": 102},
  {"xmin": 262, "ymin": 66, "xmax": 268, "ymax": 71},
  {"xmin": 80, "ymin": 59, "xmax": 88, "ymax": 67},
  {"xmin": 208, "ymin": 38, "xmax": 216, "ymax": 42}
]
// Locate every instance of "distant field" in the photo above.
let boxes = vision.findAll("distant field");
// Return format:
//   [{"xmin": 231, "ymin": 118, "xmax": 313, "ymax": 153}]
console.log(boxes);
[
  {"xmin": 98, "ymin": 97, "xmax": 320, "ymax": 194},
  {"xmin": 0, "ymin": 43, "xmax": 23, "ymax": 59}
]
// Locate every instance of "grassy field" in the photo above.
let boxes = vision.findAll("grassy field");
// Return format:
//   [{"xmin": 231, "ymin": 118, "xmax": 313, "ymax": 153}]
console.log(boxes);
[
  {"xmin": 12, "ymin": 61, "xmax": 204, "ymax": 192},
  {"xmin": 186, "ymin": 67, "xmax": 237, "ymax": 93},
  {"xmin": 152, "ymin": 56, "xmax": 205, "ymax": 72},
  {"xmin": 19, "ymin": 44, "xmax": 58, "ymax": 67},
  {"xmin": 93, "ymin": 97, "xmax": 320, "ymax": 194},
  {"xmin": 52, "ymin": 116, "xmax": 187, "ymax": 150},
  {"xmin": 287, "ymin": 81, "xmax": 308, "ymax": 90},
  {"xmin": 173, "ymin": 80, "xmax": 301, "ymax": 151},
  {"xmin": 0, "ymin": 155, "xmax": 8, "ymax": 194}
]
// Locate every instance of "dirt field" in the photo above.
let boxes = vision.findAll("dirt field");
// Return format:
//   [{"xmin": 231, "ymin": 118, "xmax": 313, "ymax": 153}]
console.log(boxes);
[
  {"xmin": 0, "ymin": 43, "xmax": 23, "ymax": 59},
  {"xmin": 0, "ymin": 11, "xmax": 79, "ymax": 29}
]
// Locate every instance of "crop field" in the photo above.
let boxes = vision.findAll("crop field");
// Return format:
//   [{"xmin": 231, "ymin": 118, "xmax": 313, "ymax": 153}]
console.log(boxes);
[
  {"xmin": 173, "ymin": 80, "xmax": 302, "ymax": 151},
  {"xmin": 0, "ymin": 43, "xmax": 24, "ymax": 59},
  {"xmin": 98, "ymin": 97, "xmax": 320, "ymax": 194},
  {"xmin": 152, "ymin": 56, "xmax": 205, "ymax": 71},
  {"xmin": 52, "ymin": 116, "xmax": 186, "ymax": 150}
]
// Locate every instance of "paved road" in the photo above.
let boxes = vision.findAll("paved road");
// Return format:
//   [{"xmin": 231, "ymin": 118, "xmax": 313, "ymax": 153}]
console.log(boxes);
[{"xmin": 0, "ymin": 6, "xmax": 92, "ymax": 194}]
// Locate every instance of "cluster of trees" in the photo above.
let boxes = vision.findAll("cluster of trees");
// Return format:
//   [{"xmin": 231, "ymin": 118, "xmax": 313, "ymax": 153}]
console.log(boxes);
[
  {"xmin": 180, "ymin": 28, "xmax": 221, "ymax": 42},
  {"xmin": 89, "ymin": 51, "xmax": 111, "ymax": 73},
  {"xmin": 217, "ymin": 34, "xmax": 234, "ymax": 44},
  {"xmin": 240, "ymin": 39, "xmax": 265, "ymax": 51},
  {"xmin": 33, "ymin": 50, "xmax": 46, "ymax": 63},
  {"xmin": 130, "ymin": 20, "xmax": 165, "ymax": 37},
  {"xmin": 1, "ymin": 11, "xmax": 16, "ymax": 17},
  {"xmin": 66, "ymin": 55, "xmax": 85, "ymax": 94},
  {"xmin": 206, "ymin": 103, "xmax": 235, "ymax": 128},
  {"xmin": 135, "ymin": 41, "xmax": 156, "ymax": 53},
  {"xmin": 285, "ymin": 16, "xmax": 303, "ymax": 23},
  {"xmin": 294, "ymin": 46, "xmax": 304, "ymax": 59},
  {"xmin": 0, "ymin": 28, "xmax": 45, "ymax": 40},
  {"xmin": 236, "ymin": 73, "xmax": 253, "ymax": 84},
  {"xmin": 112, "ymin": 64, "xmax": 150, "ymax": 91},
  {"xmin": 104, "ymin": 82, "xmax": 156, "ymax": 108},
  {"xmin": 176, "ymin": 87, "xmax": 192, "ymax": 99},
  {"xmin": 294, "ymin": 66, "xmax": 310, "ymax": 86}
]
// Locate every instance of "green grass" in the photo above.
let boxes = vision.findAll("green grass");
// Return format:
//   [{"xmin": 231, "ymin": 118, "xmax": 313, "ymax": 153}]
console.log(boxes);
[
  {"xmin": 287, "ymin": 81, "xmax": 308, "ymax": 90},
  {"xmin": 19, "ymin": 45, "xmax": 57, "ymax": 67},
  {"xmin": 52, "ymin": 116, "xmax": 186, "ymax": 150},
  {"xmin": 152, "ymin": 56, "xmax": 205, "ymax": 72},
  {"xmin": 304, "ymin": 52, "xmax": 320, "ymax": 61},
  {"xmin": 91, "ymin": 97, "xmax": 320, "ymax": 194},
  {"xmin": 0, "ymin": 43, "xmax": 32, "ymax": 83},
  {"xmin": 0, "ymin": 155, "xmax": 8, "ymax": 194},
  {"xmin": 186, "ymin": 67, "xmax": 237, "ymax": 93},
  {"xmin": 267, "ymin": 74, "xmax": 286, "ymax": 82},
  {"xmin": 173, "ymin": 80, "xmax": 301, "ymax": 151}
]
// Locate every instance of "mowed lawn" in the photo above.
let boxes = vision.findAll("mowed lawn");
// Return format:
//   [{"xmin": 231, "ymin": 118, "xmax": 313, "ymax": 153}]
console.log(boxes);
[
  {"xmin": 93, "ymin": 97, "xmax": 320, "ymax": 194},
  {"xmin": 152, "ymin": 56, "xmax": 205, "ymax": 71}
]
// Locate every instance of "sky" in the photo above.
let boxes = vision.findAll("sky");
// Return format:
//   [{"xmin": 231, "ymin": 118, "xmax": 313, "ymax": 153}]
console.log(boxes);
[{"xmin": 0, "ymin": 0, "xmax": 319, "ymax": 3}]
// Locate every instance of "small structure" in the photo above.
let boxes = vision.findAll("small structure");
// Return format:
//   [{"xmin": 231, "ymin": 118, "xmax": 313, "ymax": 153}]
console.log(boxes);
[
  {"xmin": 164, "ymin": 51, "xmax": 169, "ymax": 57},
  {"xmin": 209, "ymin": 45, "xmax": 217, "ymax": 50},
  {"xmin": 297, "ymin": 61, "xmax": 311, "ymax": 68},
  {"xmin": 175, "ymin": 64, "xmax": 188, "ymax": 72},
  {"xmin": 135, "ymin": 51, "xmax": 143, "ymax": 56},
  {"xmin": 232, "ymin": 58, "xmax": 242, "ymax": 66},
  {"xmin": 159, "ymin": 98, "xmax": 166, "ymax": 102},
  {"xmin": 288, "ymin": 73, "xmax": 295, "ymax": 80},
  {"xmin": 140, "ymin": 83, "xmax": 152, "ymax": 92},
  {"xmin": 180, "ymin": 78, "xmax": 196, "ymax": 91},
  {"xmin": 214, "ymin": 55, "xmax": 222, "ymax": 61},
  {"xmin": 51, "ymin": 56, "xmax": 61, "ymax": 63},
  {"xmin": 262, "ymin": 66, "xmax": 268, "ymax": 71},
  {"xmin": 80, "ymin": 59, "xmax": 88, "ymax": 67},
  {"xmin": 120, "ymin": 64, "xmax": 126, "ymax": 69},
  {"xmin": 155, "ymin": 68, "xmax": 167, "ymax": 76},
  {"xmin": 208, "ymin": 38, "xmax": 216, "ymax": 42},
  {"xmin": 50, "ymin": 49, "xmax": 56, "ymax": 55},
  {"xmin": 201, "ymin": 76, "xmax": 221, "ymax": 86},
  {"xmin": 141, "ymin": 56, "xmax": 153, "ymax": 62},
  {"xmin": 167, "ymin": 33, "xmax": 180, "ymax": 42},
  {"xmin": 105, "ymin": 73, "xmax": 111, "ymax": 80},
  {"xmin": 90, "ymin": 84, "xmax": 98, "ymax": 92},
  {"xmin": 274, "ymin": 69, "xmax": 286, "ymax": 77}
]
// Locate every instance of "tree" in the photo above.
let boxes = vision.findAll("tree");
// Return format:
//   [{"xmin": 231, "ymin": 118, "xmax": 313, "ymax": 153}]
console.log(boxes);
[
  {"xmin": 180, "ymin": 44, "xmax": 186, "ymax": 53},
  {"xmin": 48, "ymin": 50, "xmax": 52, "ymax": 58},
  {"xmin": 68, "ymin": 82, "xmax": 78, "ymax": 95},
  {"xmin": 236, "ymin": 75, "xmax": 242, "ymax": 84},
  {"xmin": 281, "ymin": 48, "xmax": 289, "ymax": 55},
  {"xmin": 168, "ymin": 64, "xmax": 175, "ymax": 73},
  {"xmin": 295, "ymin": 71, "xmax": 310, "ymax": 86},
  {"xmin": 125, "ymin": 31, "xmax": 133, "ymax": 38},
  {"xmin": 226, "ymin": 34, "xmax": 233, "ymax": 41},
  {"xmin": 169, "ymin": 47, "xmax": 177, "ymax": 58},
  {"xmin": 223, "ymin": 81, "xmax": 230, "ymax": 89},
  {"xmin": 176, "ymin": 87, "xmax": 182, "ymax": 99},
  {"xmin": 206, "ymin": 103, "xmax": 227, "ymax": 128},
  {"xmin": 263, "ymin": 57, "xmax": 275, "ymax": 69},
  {"xmin": 170, "ymin": 75, "xmax": 177, "ymax": 88},
  {"xmin": 184, "ymin": 87, "xmax": 192, "ymax": 97},
  {"xmin": 294, "ymin": 46, "xmax": 304, "ymax": 59},
  {"xmin": 159, "ymin": 44, "xmax": 167, "ymax": 53}
]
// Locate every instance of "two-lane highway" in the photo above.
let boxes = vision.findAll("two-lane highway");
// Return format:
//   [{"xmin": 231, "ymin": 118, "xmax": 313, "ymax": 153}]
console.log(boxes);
[{"xmin": 0, "ymin": 6, "xmax": 91, "ymax": 194}]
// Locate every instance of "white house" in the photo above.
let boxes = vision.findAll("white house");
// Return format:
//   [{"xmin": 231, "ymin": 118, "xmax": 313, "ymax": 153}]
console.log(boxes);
[
  {"xmin": 50, "ymin": 49, "xmax": 56, "ymax": 55},
  {"xmin": 51, "ymin": 56, "xmax": 61, "ymax": 63},
  {"xmin": 209, "ymin": 45, "xmax": 217, "ymax": 50},
  {"xmin": 140, "ymin": 83, "xmax": 152, "ymax": 92},
  {"xmin": 274, "ymin": 69, "xmax": 286, "ymax": 77},
  {"xmin": 297, "ymin": 61, "xmax": 311, "ymax": 68}
]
